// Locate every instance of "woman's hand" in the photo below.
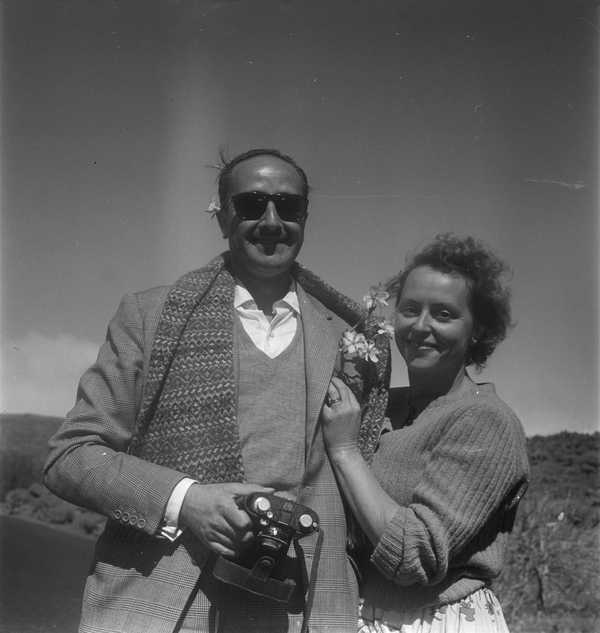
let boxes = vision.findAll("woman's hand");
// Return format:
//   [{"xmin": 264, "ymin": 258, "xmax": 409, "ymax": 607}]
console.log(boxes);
[
  {"xmin": 321, "ymin": 377, "xmax": 399, "ymax": 546},
  {"xmin": 321, "ymin": 376, "xmax": 362, "ymax": 457}
]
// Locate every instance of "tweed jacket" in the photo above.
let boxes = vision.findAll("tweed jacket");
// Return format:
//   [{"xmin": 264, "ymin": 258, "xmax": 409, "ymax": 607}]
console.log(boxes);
[{"xmin": 44, "ymin": 261, "xmax": 387, "ymax": 633}]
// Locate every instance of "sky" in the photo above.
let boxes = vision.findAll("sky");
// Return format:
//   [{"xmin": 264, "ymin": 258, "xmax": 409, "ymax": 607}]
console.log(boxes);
[{"xmin": 1, "ymin": 0, "xmax": 598, "ymax": 436}]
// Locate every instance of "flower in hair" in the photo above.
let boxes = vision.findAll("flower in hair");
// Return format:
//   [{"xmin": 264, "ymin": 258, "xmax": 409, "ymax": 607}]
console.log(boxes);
[{"xmin": 205, "ymin": 195, "xmax": 221, "ymax": 218}]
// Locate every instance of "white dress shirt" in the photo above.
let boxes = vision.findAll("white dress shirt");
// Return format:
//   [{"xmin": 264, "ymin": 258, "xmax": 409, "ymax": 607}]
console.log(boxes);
[
  {"xmin": 233, "ymin": 283, "xmax": 300, "ymax": 358},
  {"xmin": 159, "ymin": 283, "xmax": 300, "ymax": 540}
]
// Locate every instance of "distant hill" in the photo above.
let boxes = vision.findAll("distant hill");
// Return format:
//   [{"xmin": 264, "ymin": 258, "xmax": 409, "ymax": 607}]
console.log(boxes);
[
  {"xmin": 494, "ymin": 431, "xmax": 599, "ymax": 633},
  {"xmin": 0, "ymin": 413, "xmax": 63, "ymax": 497},
  {"xmin": 0, "ymin": 412, "xmax": 105, "ymax": 537}
]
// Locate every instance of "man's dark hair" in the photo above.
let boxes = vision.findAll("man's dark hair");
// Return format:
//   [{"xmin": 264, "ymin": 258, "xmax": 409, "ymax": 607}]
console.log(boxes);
[
  {"xmin": 217, "ymin": 148, "xmax": 309, "ymax": 208},
  {"xmin": 387, "ymin": 233, "xmax": 513, "ymax": 369}
]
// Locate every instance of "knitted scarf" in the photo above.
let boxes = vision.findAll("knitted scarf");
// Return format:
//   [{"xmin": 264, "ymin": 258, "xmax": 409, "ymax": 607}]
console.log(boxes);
[{"xmin": 129, "ymin": 253, "xmax": 389, "ymax": 482}]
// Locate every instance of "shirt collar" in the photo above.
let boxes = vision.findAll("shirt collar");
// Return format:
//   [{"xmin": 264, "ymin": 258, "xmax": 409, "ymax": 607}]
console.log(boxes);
[{"xmin": 234, "ymin": 281, "xmax": 299, "ymax": 313}]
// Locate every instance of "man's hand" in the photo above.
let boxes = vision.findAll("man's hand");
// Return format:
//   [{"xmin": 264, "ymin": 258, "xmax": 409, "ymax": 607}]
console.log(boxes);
[{"xmin": 179, "ymin": 482, "xmax": 274, "ymax": 558}]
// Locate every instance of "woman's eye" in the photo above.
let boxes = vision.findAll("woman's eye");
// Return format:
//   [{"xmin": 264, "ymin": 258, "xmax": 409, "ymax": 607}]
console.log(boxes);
[
  {"xmin": 398, "ymin": 305, "xmax": 418, "ymax": 317},
  {"xmin": 435, "ymin": 310, "xmax": 453, "ymax": 321}
]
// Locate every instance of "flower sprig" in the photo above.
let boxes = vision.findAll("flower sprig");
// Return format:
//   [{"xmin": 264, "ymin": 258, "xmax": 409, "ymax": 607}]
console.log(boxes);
[
  {"xmin": 339, "ymin": 285, "xmax": 394, "ymax": 365},
  {"xmin": 205, "ymin": 195, "xmax": 221, "ymax": 218}
]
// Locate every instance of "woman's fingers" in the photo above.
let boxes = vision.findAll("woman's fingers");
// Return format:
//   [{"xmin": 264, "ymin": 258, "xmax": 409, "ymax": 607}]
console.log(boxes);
[
  {"xmin": 327, "ymin": 382, "xmax": 342, "ymax": 405},
  {"xmin": 330, "ymin": 376, "xmax": 350, "ymax": 399},
  {"xmin": 331, "ymin": 376, "xmax": 360, "ymax": 409},
  {"xmin": 330, "ymin": 377, "xmax": 359, "ymax": 409}
]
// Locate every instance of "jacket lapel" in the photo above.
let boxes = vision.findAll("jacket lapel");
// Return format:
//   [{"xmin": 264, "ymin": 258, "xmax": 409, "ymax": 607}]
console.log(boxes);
[{"xmin": 297, "ymin": 284, "xmax": 348, "ymax": 461}]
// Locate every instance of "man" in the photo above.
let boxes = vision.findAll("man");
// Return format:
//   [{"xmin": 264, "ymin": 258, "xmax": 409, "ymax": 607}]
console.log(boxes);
[{"xmin": 44, "ymin": 149, "xmax": 389, "ymax": 633}]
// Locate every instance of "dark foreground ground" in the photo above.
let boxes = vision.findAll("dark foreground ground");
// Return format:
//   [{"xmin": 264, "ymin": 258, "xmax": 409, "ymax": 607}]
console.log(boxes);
[{"xmin": 0, "ymin": 515, "xmax": 94, "ymax": 633}]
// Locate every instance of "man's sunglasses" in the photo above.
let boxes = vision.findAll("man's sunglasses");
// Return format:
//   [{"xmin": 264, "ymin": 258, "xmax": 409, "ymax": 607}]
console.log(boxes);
[{"xmin": 231, "ymin": 191, "xmax": 308, "ymax": 223}]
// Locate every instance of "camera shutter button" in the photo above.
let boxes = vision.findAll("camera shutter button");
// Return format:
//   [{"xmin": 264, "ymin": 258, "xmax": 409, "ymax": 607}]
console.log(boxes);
[{"xmin": 253, "ymin": 496, "xmax": 271, "ymax": 514}]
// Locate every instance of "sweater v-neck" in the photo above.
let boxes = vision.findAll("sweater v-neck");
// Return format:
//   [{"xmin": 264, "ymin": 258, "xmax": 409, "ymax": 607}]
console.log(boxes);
[{"xmin": 388, "ymin": 380, "xmax": 495, "ymax": 429}]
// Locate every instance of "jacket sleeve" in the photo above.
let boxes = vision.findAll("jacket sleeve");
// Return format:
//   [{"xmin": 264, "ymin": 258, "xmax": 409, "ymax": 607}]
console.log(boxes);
[
  {"xmin": 43, "ymin": 291, "xmax": 188, "ymax": 536},
  {"xmin": 370, "ymin": 401, "xmax": 529, "ymax": 586}
]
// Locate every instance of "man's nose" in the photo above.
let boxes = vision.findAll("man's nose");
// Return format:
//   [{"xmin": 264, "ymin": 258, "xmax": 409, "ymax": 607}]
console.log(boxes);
[{"xmin": 258, "ymin": 202, "xmax": 283, "ymax": 231}]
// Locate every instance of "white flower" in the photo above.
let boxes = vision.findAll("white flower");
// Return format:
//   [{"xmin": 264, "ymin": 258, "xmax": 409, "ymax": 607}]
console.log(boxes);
[
  {"xmin": 376, "ymin": 319, "xmax": 395, "ymax": 339},
  {"xmin": 206, "ymin": 195, "xmax": 221, "ymax": 217},
  {"xmin": 341, "ymin": 330, "xmax": 368, "ymax": 358},
  {"xmin": 339, "ymin": 283, "xmax": 391, "ymax": 368},
  {"xmin": 361, "ymin": 341, "xmax": 380, "ymax": 363},
  {"xmin": 363, "ymin": 286, "xmax": 390, "ymax": 311}
]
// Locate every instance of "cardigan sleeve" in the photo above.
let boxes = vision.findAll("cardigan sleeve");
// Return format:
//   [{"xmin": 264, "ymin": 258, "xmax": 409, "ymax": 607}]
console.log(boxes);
[
  {"xmin": 43, "ymin": 291, "xmax": 188, "ymax": 536},
  {"xmin": 370, "ymin": 399, "xmax": 528, "ymax": 586}
]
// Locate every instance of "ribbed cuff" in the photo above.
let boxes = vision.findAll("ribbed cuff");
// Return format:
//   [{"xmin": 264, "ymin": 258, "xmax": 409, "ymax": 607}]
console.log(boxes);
[{"xmin": 370, "ymin": 508, "xmax": 407, "ymax": 579}]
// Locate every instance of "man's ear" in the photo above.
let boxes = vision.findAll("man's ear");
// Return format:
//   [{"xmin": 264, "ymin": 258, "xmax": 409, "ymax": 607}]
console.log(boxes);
[{"xmin": 216, "ymin": 209, "xmax": 230, "ymax": 238}]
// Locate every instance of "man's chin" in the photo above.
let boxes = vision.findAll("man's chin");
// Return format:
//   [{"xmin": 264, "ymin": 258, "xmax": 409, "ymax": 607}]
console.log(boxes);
[
  {"xmin": 234, "ymin": 247, "xmax": 298, "ymax": 279},
  {"xmin": 256, "ymin": 242, "xmax": 278, "ymax": 256},
  {"xmin": 251, "ymin": 257, "xmax": 295, "ymax": 277}
]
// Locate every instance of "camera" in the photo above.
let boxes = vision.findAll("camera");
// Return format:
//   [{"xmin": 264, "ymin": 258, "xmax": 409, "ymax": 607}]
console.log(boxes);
[{"xmin": 212, "ymin": 493, "xmax": 320, "ymax": 604}]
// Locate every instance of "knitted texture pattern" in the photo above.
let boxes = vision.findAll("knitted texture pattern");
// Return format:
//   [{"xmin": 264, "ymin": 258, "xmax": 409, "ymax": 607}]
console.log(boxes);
[
  {"xmin": 364, "ymin": 382, "xmax": 529, "ymax": 610},
  {"xmin": 129, "ymin": 254, "xmax": 243, "ymax": 482},
  {"xmin": 129, "ymin": 253, "xmax": 389, "ymax": 482}
]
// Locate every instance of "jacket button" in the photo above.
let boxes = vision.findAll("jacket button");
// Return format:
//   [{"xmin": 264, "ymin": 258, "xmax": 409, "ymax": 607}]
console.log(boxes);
[
  {"xmin": 129, "ymin": 515, "xmax": 137, "ymax": 526},
  {"xmin": 138, "ymin": 518, "xmax": 146, "ymax": 528},
  {"xmin": 114, "ymin": 510, "xmax": 122, "ymax": 519},
  {"xmin": 122, "ymin": 512, "xmax": 129, "ymax": 522}
]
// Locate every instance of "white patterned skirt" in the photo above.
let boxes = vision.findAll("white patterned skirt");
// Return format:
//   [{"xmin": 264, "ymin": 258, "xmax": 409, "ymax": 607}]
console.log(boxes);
[{"xmin": 358, "ymin": 587, "xmax": 510, "ymax": 633}]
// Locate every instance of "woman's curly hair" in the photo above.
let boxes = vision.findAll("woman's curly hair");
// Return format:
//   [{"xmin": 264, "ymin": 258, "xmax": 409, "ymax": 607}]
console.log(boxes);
[{"xmin": 387, "ymin": 234, "xmax": 513, "ymax": 369}]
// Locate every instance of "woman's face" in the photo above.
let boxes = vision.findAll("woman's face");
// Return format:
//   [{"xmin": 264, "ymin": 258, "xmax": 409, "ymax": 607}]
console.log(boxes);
[{"xmin": 395, "ymin": 265, "xmax": 475, "ymax": 380}]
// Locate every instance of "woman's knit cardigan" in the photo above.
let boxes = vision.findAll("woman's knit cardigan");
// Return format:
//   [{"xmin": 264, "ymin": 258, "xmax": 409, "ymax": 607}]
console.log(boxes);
[{"xmin": 363, "ymin": 381, "xmax": 529, "ymax": 611}]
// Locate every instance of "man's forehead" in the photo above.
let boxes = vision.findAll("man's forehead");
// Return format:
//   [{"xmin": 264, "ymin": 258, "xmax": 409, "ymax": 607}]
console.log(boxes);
[{"xmin": 229, "ymin": 155, "xmax": 304, "ymax": 188}]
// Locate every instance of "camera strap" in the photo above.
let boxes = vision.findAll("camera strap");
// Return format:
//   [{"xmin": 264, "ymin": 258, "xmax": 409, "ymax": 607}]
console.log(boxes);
[{"xmin": 293, "ymin": 527, "xmax": 324, "ymax": 633}]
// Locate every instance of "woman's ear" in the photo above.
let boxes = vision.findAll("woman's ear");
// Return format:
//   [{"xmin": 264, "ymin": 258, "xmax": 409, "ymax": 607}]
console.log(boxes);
[{"xmin": 471, "ymin": 324, "xmax": 483, "ymax": 345}]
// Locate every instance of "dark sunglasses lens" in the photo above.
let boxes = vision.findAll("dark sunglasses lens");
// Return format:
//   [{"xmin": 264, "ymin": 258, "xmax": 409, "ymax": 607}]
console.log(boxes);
[
  {"xmin": 232, "ymin": 192, "xmax": 307, "ymax": 222},
  {"xmin": 232, "ymin": 193, "xmax": 267, "ymax": 220},
  {"xmin": 274, "ymin": 195, "xmax": 307, "ymax": 221}
]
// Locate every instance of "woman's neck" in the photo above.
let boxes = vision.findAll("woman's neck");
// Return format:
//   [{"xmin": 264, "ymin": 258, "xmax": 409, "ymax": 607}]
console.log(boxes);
[
  {"xmin": 404, "ymin": 371, "xmax": 471, "ymax": 423},
  {"xmin": 408, "ymin": 367, "xmax": 471, "ymax": 404}
]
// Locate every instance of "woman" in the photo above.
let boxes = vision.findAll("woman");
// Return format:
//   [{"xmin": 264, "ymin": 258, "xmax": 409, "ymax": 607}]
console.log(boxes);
[{"xmin": 321, "ymin": 234, "xmax": 529, "ymax": 633}]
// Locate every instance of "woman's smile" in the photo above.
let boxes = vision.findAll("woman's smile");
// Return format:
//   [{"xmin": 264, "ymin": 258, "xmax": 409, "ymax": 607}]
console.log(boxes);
[{"xmin": 395, "ymin": 265, "xmax": 474, "ymax": 382}]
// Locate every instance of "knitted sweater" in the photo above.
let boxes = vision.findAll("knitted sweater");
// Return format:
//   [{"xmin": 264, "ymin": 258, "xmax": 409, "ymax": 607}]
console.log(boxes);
[{"xmin": 363, "ymin": 380, "xmax": 529, "ymax": 611}]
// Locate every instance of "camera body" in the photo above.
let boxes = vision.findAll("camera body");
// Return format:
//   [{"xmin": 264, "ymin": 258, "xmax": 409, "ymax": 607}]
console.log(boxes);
[
  {"xmin": 239, "ymin": 493, "xmax": 320, "ymax": 579},
  {"xmin": 212, "ymin": 493, "xmax": 320, "ymax": 603}
]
